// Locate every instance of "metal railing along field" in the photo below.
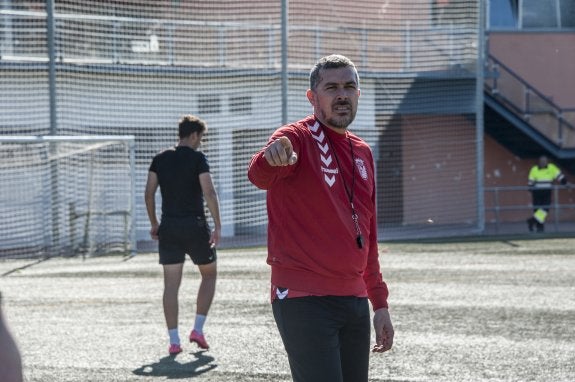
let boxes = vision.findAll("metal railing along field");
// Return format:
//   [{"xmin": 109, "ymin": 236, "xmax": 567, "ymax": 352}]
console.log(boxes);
[{"xmin": 485, "ymin": 184, "xmax": 575, "ymax": 233}]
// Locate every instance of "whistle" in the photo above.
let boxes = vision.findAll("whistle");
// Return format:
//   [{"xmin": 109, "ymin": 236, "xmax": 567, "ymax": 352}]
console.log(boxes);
[{"xmin": 356, "ymin": 234, "xmax": 364, "ymax": 249}]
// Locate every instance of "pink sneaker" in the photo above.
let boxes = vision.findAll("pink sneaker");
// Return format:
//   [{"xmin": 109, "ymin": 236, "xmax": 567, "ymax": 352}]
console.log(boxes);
[
  {"xmin": 168, "ymin": 344, "xmax": 182, "ymax": 355},
  {"xmin": 189, "ymin": 330, "xmax": 209, "ymax": 350}
]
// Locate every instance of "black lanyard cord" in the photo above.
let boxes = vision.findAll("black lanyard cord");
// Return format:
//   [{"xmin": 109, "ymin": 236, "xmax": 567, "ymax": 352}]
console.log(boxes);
[
  {"xmin": 323, "ymin": 129, "xmax": 364, "ymax": 249},
  {"xmin": 327, "ymin": 133, "xmax": 355, "ymax": 203}
]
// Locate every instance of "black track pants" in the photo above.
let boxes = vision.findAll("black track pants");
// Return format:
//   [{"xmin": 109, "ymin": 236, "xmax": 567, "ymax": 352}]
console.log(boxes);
[{"xmin": 272, "ymin": 295, "xmax": 371, "ymax": 382}]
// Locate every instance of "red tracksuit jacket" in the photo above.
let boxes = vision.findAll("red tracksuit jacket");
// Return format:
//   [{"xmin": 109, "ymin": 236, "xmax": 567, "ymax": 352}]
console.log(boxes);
[{"xmin": 248, "ymin": 115, "xmax": 389, "ymax": 310}]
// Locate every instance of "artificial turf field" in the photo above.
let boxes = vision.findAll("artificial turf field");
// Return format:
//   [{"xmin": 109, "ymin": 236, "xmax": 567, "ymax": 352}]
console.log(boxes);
[{"xmin": 1, "ymin": 238, "xmax": 574, "ymax": 381}]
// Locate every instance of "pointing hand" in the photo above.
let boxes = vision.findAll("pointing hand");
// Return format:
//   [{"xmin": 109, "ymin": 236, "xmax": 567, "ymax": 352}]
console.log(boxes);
[{"xmin": 264, "ymin": 136, "xmax": 298, "ymax": 167}]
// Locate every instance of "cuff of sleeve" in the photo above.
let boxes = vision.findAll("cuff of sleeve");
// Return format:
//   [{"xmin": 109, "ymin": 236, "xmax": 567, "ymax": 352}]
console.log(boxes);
[
  {"xmin": 368, "ymin": 283, "xmax": 389, "ymax": 311},
  {"xmin": 370, "ymin": 297, "xmax": 389, "ymax": 311}
]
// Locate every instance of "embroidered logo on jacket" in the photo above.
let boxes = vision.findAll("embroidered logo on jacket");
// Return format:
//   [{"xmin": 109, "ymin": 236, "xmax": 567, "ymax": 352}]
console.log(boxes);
[
  {"xmin": 307, "ymin": 121, "xmax": 337, "ymax": 187},
  {"xmin": 355, "ymin": 158, "xmax": 368, "ymax": 180},
  {"xmin": 275, "ymin": 287, "xmax": 288, "ymax": 300}
]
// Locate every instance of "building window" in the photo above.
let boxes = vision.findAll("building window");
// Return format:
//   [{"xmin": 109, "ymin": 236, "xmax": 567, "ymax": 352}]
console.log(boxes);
[
  {"xmin": 229, "ymin": 95, "xmax": 252, "ymax": 115},
  {"xmin": 489, "ymin": 0, "xmax": 575, "ymax": 30},
  {"xmin": 522, "ymin": 0, "xmax": 559, "ymax": 28},
  {"xmin": 559, "ymin": 0, "xmax": 575, "ymax": 27},
  {"xmin": 489, "ymin": 0, "xmax": 518, "ymax": 29},
  {"xmin": 432, "ymin": 0, "xmax": 477, "ymax": 26},
  {"xmin": 198, "ymin": 95, "xmax": 221, "ymax": 114},
  {"xmin": 521, "ymin": 0, "xmax": 575, "ymax": 29}
]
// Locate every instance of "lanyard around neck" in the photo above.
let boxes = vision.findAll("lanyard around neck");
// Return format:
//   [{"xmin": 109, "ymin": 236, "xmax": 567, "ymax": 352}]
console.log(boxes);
[
  {"xmin": 325, "ymin": 131, "xmax": 355, "ymax": 204},
  {"xmin": 322, "ymin": 126, "xmax": 364, "ymax": 249}
]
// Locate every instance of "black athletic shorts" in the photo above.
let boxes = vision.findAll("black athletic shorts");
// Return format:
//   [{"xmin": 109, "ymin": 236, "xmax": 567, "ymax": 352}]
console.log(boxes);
[{"xmin": 158, "ymin": 215, "xmax": 216, "ymax": 265}]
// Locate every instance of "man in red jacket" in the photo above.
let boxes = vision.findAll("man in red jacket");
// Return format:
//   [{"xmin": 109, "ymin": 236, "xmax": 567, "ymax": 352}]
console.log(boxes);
[{"xmin": 248, "ymin": 54, "xmax": 394, "ymax": 382}]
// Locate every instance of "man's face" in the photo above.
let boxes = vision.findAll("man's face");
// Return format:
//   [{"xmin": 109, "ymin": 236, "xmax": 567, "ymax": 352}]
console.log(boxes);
[
  {"xmin": 191, "ymin": 132, "xmax": 204, "ymax": 149},
  {"xmin": 307, "ymin": 66, "xmax": 360, "ymax": 131}
]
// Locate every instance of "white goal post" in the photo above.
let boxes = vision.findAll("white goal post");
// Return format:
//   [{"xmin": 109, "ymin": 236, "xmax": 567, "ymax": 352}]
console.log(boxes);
[{"xmin": 0, "ymin": 135, "xmax": 137, "ymax": 259}]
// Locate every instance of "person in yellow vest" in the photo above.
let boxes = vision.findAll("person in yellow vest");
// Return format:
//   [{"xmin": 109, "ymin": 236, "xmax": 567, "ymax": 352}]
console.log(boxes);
[{"xmin": 526, "ymin": 155, "xmax": 567, "ymax": 232}]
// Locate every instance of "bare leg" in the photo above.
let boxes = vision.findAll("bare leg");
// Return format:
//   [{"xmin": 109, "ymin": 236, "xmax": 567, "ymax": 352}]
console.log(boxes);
[
  {"xmin": 163, "ymin": 263, "xmax": 184, "ymax": 329},
  {"xmin": 196, "ymin": 261, "xmax": 217, "ymax": 316}
]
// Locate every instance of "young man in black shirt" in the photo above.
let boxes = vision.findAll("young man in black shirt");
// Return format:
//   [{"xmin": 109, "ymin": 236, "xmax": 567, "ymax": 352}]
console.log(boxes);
[{"xmin": 145, "ymin": 115, "xmax": 222, "ymax": 354}]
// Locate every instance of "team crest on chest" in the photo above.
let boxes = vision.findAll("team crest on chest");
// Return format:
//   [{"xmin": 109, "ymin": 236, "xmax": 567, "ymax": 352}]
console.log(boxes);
[{"xmin": 355, "ymin": 158, "xmax": 368, "ymax": 180}]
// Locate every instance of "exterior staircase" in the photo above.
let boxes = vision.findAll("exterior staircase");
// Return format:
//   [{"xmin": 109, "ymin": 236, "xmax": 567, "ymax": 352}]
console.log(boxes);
[{"xmin": 484, "ymin": 54, "xmax": 575, "ymax": 161}]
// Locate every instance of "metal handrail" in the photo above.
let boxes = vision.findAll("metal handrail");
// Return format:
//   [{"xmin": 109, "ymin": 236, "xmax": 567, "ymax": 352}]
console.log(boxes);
[
  {"xmin": 484, "ymin": 54, "xmax": 575, "ymax": 148},
  {"xmin": 484, "ymin": 185, "xmax": 575, "ymax": 233},
  {"xmin": 0, "ymin": 8, "xmax": 476, "ymax": 72}
]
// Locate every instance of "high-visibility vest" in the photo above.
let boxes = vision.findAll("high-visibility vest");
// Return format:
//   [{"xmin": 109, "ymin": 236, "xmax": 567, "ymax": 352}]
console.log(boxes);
[
  {"xmin": 534, "ymin": 208, "xmax": 548, "ymax": 223},
  {"xmin": 528, "ymin": 164, "xmax": 565, "ymax": 189}
]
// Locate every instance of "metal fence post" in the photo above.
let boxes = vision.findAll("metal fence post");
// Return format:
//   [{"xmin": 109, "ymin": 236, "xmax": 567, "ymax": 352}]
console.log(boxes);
[{"xmin": 281, "ymin": 0, "xmax": 288, "ymax": 125}]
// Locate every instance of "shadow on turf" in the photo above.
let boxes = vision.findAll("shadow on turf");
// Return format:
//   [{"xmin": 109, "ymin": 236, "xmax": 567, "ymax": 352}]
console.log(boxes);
[{"xmin": 132, "ymin": 350, "xmax": 217, "ymax": 379}]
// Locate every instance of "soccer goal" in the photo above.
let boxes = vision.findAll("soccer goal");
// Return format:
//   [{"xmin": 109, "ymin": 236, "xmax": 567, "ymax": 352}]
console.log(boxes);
[{"xmin": 0, "ymin": 135, "xmax": 137, "ymax": 259}]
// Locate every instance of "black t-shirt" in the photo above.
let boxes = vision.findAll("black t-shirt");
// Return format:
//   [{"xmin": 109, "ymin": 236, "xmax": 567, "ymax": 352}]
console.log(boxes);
[{"xmin": 149, "ymin": 146, "xmax": 210, "ymax": 218}]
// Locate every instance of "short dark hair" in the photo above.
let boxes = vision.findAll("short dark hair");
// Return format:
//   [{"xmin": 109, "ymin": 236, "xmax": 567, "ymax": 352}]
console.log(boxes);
[
  {"xmin": 178, "ymin": 115, "xmax": 207, "ymax": 139},
  {"xmin": 309, "ymin": 54, "xmax": 359, "ymax": 90}
]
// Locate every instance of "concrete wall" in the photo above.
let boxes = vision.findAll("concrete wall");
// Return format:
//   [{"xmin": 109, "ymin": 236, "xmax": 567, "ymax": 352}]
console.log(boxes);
[
  {"xmin": 402, "ymin": 114, "xmax": 477, "ymax": 225},
  {"xmin": 488, "ymin": 32, "xmax": 575, "ymax": 108}
]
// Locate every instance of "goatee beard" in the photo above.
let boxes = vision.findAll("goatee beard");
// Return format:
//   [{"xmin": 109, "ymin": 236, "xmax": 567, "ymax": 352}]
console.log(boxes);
[{"xmin": 327, "ymin": 115, "xmax": 354, "ymax": 130}]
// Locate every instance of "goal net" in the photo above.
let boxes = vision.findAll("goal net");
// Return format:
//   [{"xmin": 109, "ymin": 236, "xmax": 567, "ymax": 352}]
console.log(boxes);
[{"xmin": 0, "ymin": 136, "xmax": 136, "ymax": 259}]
